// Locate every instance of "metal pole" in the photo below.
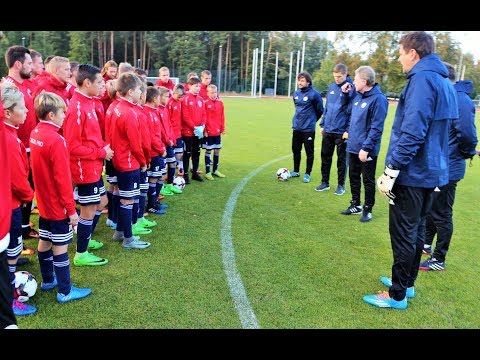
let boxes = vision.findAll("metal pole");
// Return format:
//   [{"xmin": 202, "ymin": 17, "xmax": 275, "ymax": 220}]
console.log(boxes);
[
  {"xmin": 251, "ymin": 48, "xmax": 257, "ymax": 97},
  {"xmin": 301, "ymin": 41, "xmax": 306, "ymax": 72},
  {"xmin": 137, "ymin": 58, "xmax": 141, "ymax": 68},
  {"xmin": 288, "ymin": 51, "xmax": 293, "ymax": 98},
  {"xmin": 254, "ymin": 48, "xmax": 259, "ymax": 97},
  {"xmin": 274, "ymin": 52, "xmax": 278, "ymax": 97},
  {"xmin": 22, "ymin": 37, "xmax": 25, "ymax": 47},
  {"xmin": 461, "ymin": 64, "xmax": 466, "ymax": 80},
  {"xmin": 294, "ymin": 50, "xmax": 300, "ymax": 95},
  {"xmin": 258, "ymin": 38, "xmax": 264, "ymax": 97},
  {"xmin": 217, "ymin": 45, "xmax": 222, "ymax": 93}
]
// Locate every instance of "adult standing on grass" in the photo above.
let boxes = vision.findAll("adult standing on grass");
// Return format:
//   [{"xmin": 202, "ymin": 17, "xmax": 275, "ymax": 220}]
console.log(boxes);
[
  {"xmin": 419, "ymin": 62, "xmax": 478, "ymax": 271},
  {"xmin": 315, "ymin": 64, "xmax": 353, "ymax": 195},
  {"xmin": 289, "ymin": 71, "xmax": 324, "ymax": 183},
  {"xmin": 363, "ymin": 31, "xmax": 458, "ymax": 310},
  {"xmin": 339, "ymin": 66, "xmax": 388, "ymax": 222}
]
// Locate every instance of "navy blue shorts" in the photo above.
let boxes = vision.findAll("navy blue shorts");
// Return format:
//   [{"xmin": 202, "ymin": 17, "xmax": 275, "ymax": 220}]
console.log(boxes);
[
  {"xmin": 203, "ymin": 135, "xmax": 222, "ymax": 150},
  {"xmin": 77, "ymin": 177, "xmax": 106, "ymax": 206},
  {"xmin": 166, "ymin": 145, "xmax": 175, "ymax": 163},
  {"xmin": 38, "ymin": 216, "xmax": 73, "ymax": 247},
  {"xmin": 140, "ymin": 170, "xmax": 148, "ymax": 193},
  {"xmin": 147, "ymin": 156, "xmax": 163, "ymax": 178},
  {"xmin": 117, "ymin": 169, "xmax": 141, "ymax": 200},
  {"xmin": 105, "ymin": 160, "xmax": 118, "ymax": 184},
  {"xmin": 7, "ymin": 207, "xmax": 23, "ymax": 260},
  {"xmin": 174, "ymin": 138, "xmax": 184, "ymax": 154}
]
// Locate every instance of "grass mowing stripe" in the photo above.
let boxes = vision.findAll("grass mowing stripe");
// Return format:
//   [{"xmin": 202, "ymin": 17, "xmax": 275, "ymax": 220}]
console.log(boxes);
[{"xmin": 221, "ymin": 153, "xmax": 291, "ymax": 329}]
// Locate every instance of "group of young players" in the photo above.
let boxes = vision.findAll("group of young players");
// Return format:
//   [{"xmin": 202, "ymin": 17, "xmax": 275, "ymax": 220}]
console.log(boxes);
[{"xmin": 0, "ymin": 45, "xmax": 226, "ymax": 327}]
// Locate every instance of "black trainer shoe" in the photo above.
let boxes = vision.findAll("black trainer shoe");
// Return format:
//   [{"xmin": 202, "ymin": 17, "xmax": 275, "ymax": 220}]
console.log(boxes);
[
  {"xmin": 360, "ymin": 206, "xmax": 372, "ymax": 222},
  {"xmin": 191, "ymin": 173, "xmax": 204, "ymax": 182},
  {"xmin": 341, "ymin": 201, "xmax": 362, "ymax": 215},
  {"xmin": 184, "ymin": 173, "xmax": 190, "ymax": 184}
]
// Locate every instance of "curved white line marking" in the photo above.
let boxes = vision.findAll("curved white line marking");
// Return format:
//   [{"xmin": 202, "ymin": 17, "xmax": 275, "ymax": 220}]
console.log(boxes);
[{"xmin": 221, "ymin": 154, "xmax": 291, "ymax": 329}]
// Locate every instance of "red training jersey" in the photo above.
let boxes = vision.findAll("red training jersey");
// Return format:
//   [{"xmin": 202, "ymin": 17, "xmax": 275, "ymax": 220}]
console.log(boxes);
[
  {"xmin": 204, "ymin": 97, "xmax": 225, "ymax": 136},
  {"xmin": 0, "ymin": 108, "xmax": 12, "ymax": 248},
  {"xmin": 143, "ymin": 105, "xmax": 165, "ymax": 157},
  {"xmin": 30, "ymin": 121, "xmax": 77, "ymax": 220},
  {"xmin": 181, "ymin": 92, "xmax": 206, "ymax": 137},
  {"xmin": 4, "ymin": 123, "xmax": 34, "ymax": 210},
  {"xmin": 3, "ymin": 76, "xmax": 37, "ymax": 151},
  {"xmin": 63, "ymin": 89, "xmax": 106, "ymax": 184},
  {"xmin": 109, "ymin": 97, "xmax": 146, "ymax": 172},
  {"xmin": 167, "ymin": 97, "xmax": 182, "ymax": 139}
]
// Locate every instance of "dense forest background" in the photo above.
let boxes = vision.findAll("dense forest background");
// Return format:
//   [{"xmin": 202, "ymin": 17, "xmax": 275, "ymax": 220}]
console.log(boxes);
[{"xmin": 1, "ymin": 31, "xmax": 479, "ymax": 98}]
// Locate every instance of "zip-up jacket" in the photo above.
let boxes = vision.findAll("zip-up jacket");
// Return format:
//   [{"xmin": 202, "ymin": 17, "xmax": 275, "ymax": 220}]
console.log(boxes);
[
  {"xmin": 292, "ymin": 85, "xmax": 323, "ymax": 132},
  {"xmin": 30, "ymin": 121, "xmax": 77, "ymax": 220},
  {"xmin": 345, "ymin": 83, "xmax": 388, "ymax": 156},
  {"xmin": 386, "ymin": 53, "xmax": 459, "ymax": 188}
]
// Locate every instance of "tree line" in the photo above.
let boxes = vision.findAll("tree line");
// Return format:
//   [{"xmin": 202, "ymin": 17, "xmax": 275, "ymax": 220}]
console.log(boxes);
[{"xmin": 1, "ymin": 31, "xmax": 479, "ymax": 98}]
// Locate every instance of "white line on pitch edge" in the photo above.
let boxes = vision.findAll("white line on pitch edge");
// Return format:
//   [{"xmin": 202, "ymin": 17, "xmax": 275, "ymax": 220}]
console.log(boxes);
[{"xmin": 221, "ymin": 154, "xmax": 291, "ymax": 329}]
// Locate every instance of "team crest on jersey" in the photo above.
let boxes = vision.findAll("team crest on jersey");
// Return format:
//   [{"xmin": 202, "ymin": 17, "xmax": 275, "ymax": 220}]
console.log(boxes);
[
  {"xmin": 361, "ymin": 102, "xmax": 367, "ymax": 108},
  {"xmin": 303, "ymin": 96, "xmax": 308, "ymax": 101},
  {"xmin": 197, "ymin": 100, "xmax": 203, "ymax": 107}
]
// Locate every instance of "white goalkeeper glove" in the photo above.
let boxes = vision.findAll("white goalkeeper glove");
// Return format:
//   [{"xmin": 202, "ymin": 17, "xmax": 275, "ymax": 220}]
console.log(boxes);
[
  {"xmin": 377, "ymin": 165, "xmax": 400, "ymax": 204},
  {"xmin": 194, "ymin": 125, "xmax": 205, "ymax": 139}
]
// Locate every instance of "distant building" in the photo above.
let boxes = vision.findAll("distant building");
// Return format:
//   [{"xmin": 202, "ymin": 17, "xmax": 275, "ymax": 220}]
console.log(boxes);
[{"xmin": 304, "ymin": 31, "xmax": 328, "ymax": 40}]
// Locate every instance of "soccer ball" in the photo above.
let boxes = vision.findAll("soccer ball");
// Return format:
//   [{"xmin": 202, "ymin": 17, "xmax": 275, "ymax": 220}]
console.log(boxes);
[
  {"xmin": 14, "ymin": 271, "xmax": 38, "ymax": 302},
  {"xmin": 172, "ymin": 176, "xmax": 186, "ymax": 190},
  {"xmin": 276, "ymin": 167, "xmax": 290, "ymax": 181}
]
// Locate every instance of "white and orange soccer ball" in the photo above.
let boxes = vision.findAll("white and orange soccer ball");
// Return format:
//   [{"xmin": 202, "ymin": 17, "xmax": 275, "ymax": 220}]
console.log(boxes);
[
  {"xmin": 172, "ymin": 176, "xmax": 186, "ymax": 190},
  {"xmin": 14, "ymin": 271, "xmax": 38, "ymax": 302},
  {"xmin": 276, "ymin": 168, "xmax": 290, "ymax": 181}
]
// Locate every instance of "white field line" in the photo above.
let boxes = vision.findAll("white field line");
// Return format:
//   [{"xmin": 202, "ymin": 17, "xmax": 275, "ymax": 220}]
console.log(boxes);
[{"xmin": 221, "ymin": 153, "xmax": 291, "ymax": 329}]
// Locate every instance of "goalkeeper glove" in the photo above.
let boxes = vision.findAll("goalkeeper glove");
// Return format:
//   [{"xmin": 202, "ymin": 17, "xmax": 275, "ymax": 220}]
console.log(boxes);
[
  {"xmin": 377, "ymin": 164, "xmax": 400, "ymax": 203},
  {"xmin": 194, "ymin": 125, "xmax": 205, "ymax": 139}
]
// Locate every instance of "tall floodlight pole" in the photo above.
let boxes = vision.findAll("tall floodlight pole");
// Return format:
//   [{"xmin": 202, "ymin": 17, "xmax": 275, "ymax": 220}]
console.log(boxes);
[
  {"xmin": 461, "ymin": 64, "xmax": 466, "ymax": 80},
  {"xmin": 293, "ymin": 50, "xmax": 300, "ymax": 95},
  {"xmin": 258, "ymin": 38, "xmax": 265, "ymax": 97},
  {"xmin": 22, "ymin": 37, "xmax": 25, "ymax": 46},
  {"xmin": 251, "ymin": 48, "xmax": 257, "ymax": 97},
  {"xmin": 301, "ymin": 41, "xmax": 306, "ymax": 72},
  {"xmin": 254, "ymin": 48, "xmax": 259, "ymax": 97},
  {"xmin": 274, "ymin": 52, "xmax": 279, "ymax": 97},
  {"xmin": 217, "ymin": 45, "xmax": 222, "ymax": 93},
  {"xmin": 288, "ymin": 51, "xmax": 293, "ymax": 98}
]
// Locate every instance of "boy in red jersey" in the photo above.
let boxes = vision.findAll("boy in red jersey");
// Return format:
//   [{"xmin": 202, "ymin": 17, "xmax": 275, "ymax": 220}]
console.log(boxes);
[
  {"xmin": 0, "ymin": 95, "xmax": 18, "ymax": 328},
  {"xmin": 1, "ymin": 84, "xmax": 36, "ymax": 316},
  {"xmin": 131, "ymin": 83, "xmax": 157, "ymax": 234},
  {"xmin": 109, "ymin": 73, "xmax": 151, "ymax": 249},
  {"xmin": 167, "ymin": 84, "xmax": 185, "ymax": 177},
  {"xmin": 32, "ymin": 56, "xmax": 72, "ymax": 107},
  {"xmin": 158, "ymin": 86, "xmax": 182, "ymax": 195},
  {"xmin": 63, "ymin": 64, "xmax": 112, "ymax": 266},
  {"xmin": 198, "ymin": 70, "xmax": 212, "ymax": 100},
  {"xmin": 143, "ymin": 86, "xmax": 168, "ymax": 214},
  {"xmin": 181, "ymin": 76, "xmax": 206, "ymax": 184},
  {"xmin": 99, "ymin": 60, "xmax": 118, "ymax": 113},
  {"xmin": 104, "ymin": 80, "xmax": 120, "ymax": 230},
  {"xmin": 30, "ymin": 91, "xmax": 92, "ymax": 303},
  {"xmin": 203, "ymin": 84, "xmax": 226, "ymax": 180},
  {"xmin": 155, "ymin": 67, "xmax": 175, "ymax": 93}
]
